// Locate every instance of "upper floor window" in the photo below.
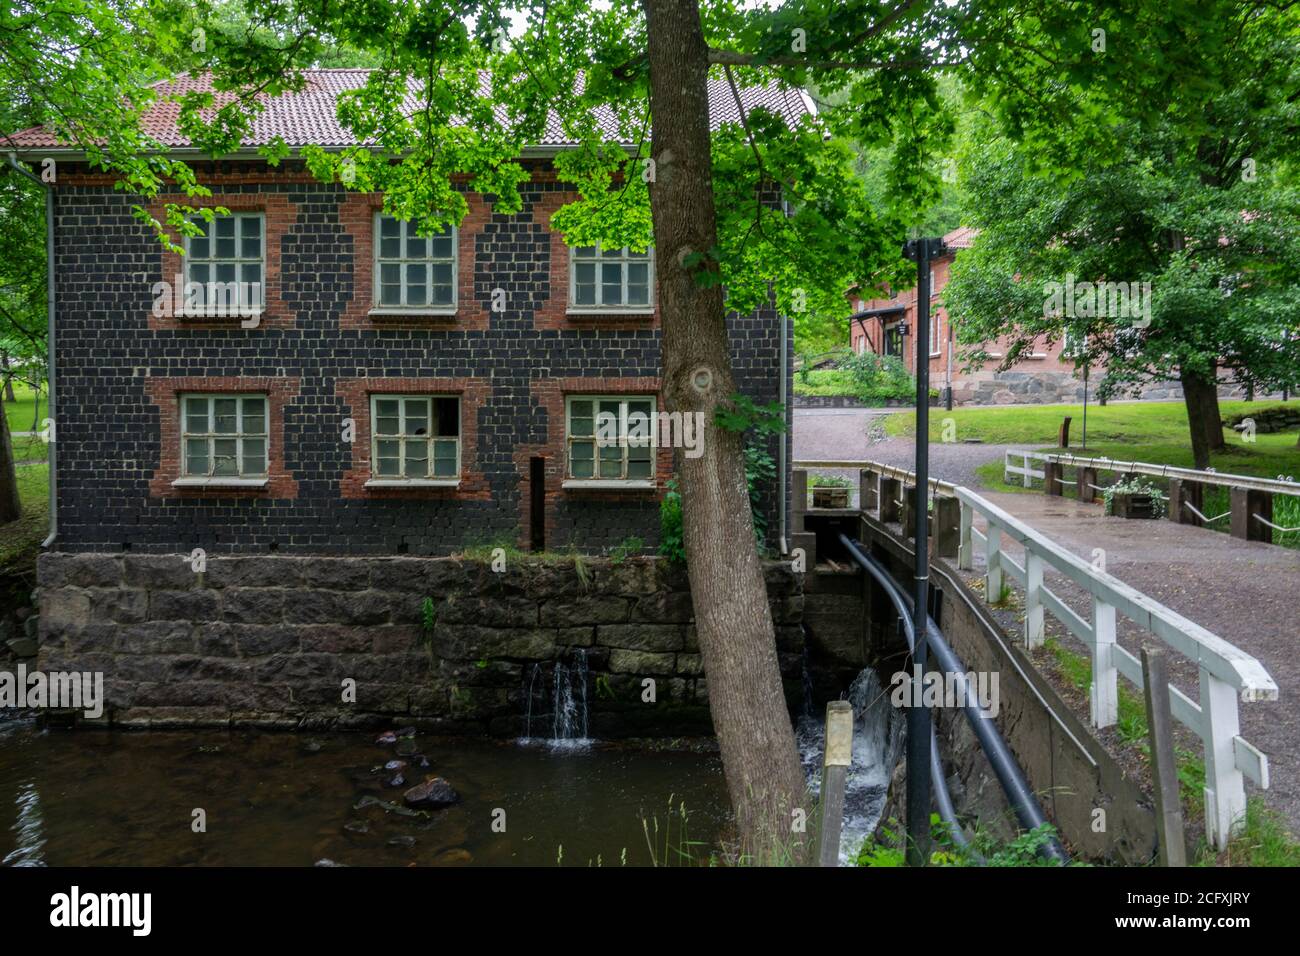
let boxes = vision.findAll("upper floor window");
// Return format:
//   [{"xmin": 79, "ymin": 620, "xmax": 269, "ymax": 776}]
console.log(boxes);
[
  {"xmin": 374, "ymin": 215, "xmax": 456, "ymax": 312},
  {"xmin": 184, "ymin": 213, "xmax": 264, "ymax": 316},
  {"xmin": 570, "ymin": 244, "xmax": 653, "ymax": 311},
  {"xmin": 179, "ymin": 394, "xmax": 267, "ymax": 481},
  {"xmin": 565, "ymin": 396, "xmax": 655, "ymax": 485},
  {"xmin": 370, "ymin": 395, "xmax": 460, "ymax": 483}
]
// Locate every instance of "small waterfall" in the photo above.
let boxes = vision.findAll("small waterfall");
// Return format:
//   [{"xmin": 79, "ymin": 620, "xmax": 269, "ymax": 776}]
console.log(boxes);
[
  {"xmin": 520, "ymin": 651, "xmax": 591, "ymax": 750},
  {"xmin": 796, "ymin": 667, "xmax": 902, "ymax": 864}
]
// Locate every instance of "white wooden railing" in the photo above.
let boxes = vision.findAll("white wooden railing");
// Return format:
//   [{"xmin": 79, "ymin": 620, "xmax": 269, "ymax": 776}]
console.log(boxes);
[
  {"xmin": 1005, "ymin": 449, "xmax": 1300, "ymax": 497},
  {"xmin": 956, "ymin": 485, "xmax": 1276, "ymax": 849},
  {"xmin": 822, "ymin": 458, "xmax": 1278, "ymax": 849}
]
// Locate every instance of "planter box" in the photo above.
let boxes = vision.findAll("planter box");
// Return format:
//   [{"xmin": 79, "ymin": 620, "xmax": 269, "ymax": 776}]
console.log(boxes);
[
  {"xmin": 812, "ymin": 486, "xmax": 851, "ymax": 509},
  {"xmin": 1110, "ymin": 493, "xmax": 1157, "ymax": 519}
]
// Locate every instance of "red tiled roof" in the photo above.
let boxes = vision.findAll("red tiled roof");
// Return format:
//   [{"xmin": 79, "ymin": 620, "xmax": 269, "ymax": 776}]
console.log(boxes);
[
  {"xmin": 4, "ymin": 69, "xmax": 812, "ymax": 151},
  {"xmin": 943, "ymin": 226, "xmax": 979, "ymax": 249}
]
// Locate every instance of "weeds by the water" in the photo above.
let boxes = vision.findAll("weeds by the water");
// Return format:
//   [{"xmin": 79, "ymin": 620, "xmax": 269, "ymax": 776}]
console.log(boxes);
[{"xmin": 857, "ymin": 815, "xmax": 1076, "ymax": 867}]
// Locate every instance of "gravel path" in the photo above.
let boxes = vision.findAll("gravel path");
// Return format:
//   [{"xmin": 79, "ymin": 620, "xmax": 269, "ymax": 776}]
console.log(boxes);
[{"xmin": 794, "ymin": 405, "xmax": 1300, "ymax": 839}]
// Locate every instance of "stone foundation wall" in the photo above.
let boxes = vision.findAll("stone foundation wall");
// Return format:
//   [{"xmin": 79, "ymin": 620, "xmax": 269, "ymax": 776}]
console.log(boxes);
[
  {"xmin": 953, "ymin": 369, "xmax": 1275, "ymax": 407},
  {"xmin": 35, "ymin": 553, "xmax": 804, "ymax": 734}
]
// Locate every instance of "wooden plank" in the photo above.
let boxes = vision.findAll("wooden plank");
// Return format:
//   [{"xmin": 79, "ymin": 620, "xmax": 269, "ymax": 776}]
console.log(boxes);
[{"xmin": 1142, "ymin": 647, "xmax": 1187, "ymax": 866}]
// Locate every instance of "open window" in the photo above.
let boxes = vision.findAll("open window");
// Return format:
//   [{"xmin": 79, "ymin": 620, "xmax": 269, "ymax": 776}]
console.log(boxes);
[{"xmin": 367, "ymin": 395, "xmax": 461, "ymax": 486}]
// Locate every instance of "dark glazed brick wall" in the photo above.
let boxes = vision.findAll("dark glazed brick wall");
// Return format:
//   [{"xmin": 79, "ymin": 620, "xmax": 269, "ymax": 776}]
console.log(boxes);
[{"xmin": 50, "ymin": 160, "xmax": 789, "ymax": 556}]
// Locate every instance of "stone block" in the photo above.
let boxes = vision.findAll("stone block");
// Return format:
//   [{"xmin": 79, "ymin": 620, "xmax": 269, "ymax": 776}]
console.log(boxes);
[{"xmin": 597, "ymin": 623, "xmax": 685, "ymax": 652}]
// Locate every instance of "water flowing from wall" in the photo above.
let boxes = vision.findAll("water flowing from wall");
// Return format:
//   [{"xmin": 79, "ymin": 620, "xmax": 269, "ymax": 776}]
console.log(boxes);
[
  {"xmin": 520, "ymin": 650, "xmax": 591, "ymax": 750},
  {"xmin": 797, "ymin": 667, "xmax": 901, "ymax": 864}
]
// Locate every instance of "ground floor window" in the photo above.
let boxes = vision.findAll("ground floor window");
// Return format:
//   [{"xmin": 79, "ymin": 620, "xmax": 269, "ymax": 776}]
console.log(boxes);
[
  {"xmin": 566, "ymin": 395, "xmax": 655, "ymax": 481},
  {"xmin": 181, "ymin": 394, "xmax": 268, "ymax": 478},
  {"xmin": 371, "ymin": 395, "xmax": 460, "ymax": 479}
]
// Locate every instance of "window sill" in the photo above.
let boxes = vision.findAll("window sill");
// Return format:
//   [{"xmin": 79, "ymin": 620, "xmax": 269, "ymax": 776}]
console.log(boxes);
[
  {"xmin": 562, "ymin": 479, "xmax": 655, "ymax": 491},
  {"xmin": 173, "ymin": 310, "xmax": 265, "ymax": 321},
  {"xmin": 172, "ymin": 477, "xmax": 269, "ymax": 489},
  {"xmin": 364, "ymin": 479, "xmax": 460, "ymax": 489},
  {"xmin": 367, "ymin": 308, "xmax": 458, "ymax": 318},
  {"xmin": 565, "ymin": 308, "xmax": 655, "ymax": 317}
]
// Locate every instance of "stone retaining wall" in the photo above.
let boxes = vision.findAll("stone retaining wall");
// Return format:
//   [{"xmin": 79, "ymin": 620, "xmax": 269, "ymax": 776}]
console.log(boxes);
[{"xmin": 35, "ymin": 553, "xmax": 804, "ymax": 735}]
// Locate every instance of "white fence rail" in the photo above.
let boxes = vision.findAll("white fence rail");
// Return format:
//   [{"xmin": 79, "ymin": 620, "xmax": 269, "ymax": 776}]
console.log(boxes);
[
  {"xmin": 957, "ymin": 486, "xmax": 1276, "ymax": 849},
  {"xmin": 841, "ymin": 459, "xmax": 1277, "ymax": 849},
  {"xmin": 1005, "ymin": 449, "xmax": 1300, "ymax": 497}
]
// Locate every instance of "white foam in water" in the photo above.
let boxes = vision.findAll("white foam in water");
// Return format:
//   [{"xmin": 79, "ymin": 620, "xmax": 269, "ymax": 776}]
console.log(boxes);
[
  {"xmin": 519, "ymin": 651, "xmax": 592, "ymax": 751},
  {"xmin": 797, "ymin": 668, "xmax": 902, "ymax": 865}
]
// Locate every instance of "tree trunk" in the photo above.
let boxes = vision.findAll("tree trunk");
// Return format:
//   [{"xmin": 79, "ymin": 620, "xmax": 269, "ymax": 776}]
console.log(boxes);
[
  {"xmin": 0, "ymin": 388, "xmax": 22, "ymax": 523},
  {"xmin": 643, "ymin": 0, "xmax": 808, "ymax": 863},
  {"xmin": 1181, "ymin": 367, "xmax": 1219, "ymax": 470},
  {"xmin": 1201, "ymin": 363, "xmax": 1224, "ymax": 452},
  {"xmin": 2, "ymin": 352, "xmax": 16, "ymax": 402}
]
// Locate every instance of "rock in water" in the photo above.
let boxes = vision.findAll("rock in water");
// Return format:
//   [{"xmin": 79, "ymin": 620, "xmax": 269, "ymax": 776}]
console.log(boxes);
[
  {"xmin": 385, "ymin": 773, "xmax": 406, "ymax": 789},
  {"xmin": 403, "ymin": 777, "xmax": 461, "ymax": 809},
  {"xmin": 376, "ymin": 731, "xmax": 398, "ymax": 745}
]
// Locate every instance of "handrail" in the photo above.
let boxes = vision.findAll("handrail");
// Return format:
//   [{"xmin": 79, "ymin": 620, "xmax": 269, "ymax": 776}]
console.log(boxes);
[
  {"xmin": 840, "ymin": 457, "xmax": 1278, "ymax": 850},
  {"xmin": 840, "ymin": 534, "xmax": 1070, "ymax": 863},
  {"xmin": 1008, "ymin": 449, "xmax": 1300, "ymax": 497},
  {"xmin": 795, "ymin": 459, "xmax": 958, "ymax": 495}
]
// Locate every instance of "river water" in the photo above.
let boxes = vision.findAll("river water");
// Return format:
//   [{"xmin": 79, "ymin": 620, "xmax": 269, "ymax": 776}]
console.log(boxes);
[{"xmin": 0, "ymin": 718, "xmax": 728, "ymax": 867}]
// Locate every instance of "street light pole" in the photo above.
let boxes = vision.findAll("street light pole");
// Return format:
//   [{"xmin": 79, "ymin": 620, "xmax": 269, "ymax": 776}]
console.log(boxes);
[{"xmin": 902, "ymin": 237, "xmax": 944, "ymax": 866}]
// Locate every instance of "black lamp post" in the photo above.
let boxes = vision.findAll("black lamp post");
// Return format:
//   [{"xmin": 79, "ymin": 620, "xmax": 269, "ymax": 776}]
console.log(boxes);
[{"xmin": 901, "ymin": 236, "xmax": 945, "ymax": 866}]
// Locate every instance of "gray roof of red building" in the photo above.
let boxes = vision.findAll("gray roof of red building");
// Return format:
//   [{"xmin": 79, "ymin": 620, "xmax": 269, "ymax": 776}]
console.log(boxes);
[{"xmin": 4, "ymin": 69, "xmax": 814, "ymax": 151}]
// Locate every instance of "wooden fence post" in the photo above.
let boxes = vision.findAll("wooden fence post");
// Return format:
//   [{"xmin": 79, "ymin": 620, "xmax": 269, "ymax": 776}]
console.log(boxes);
[
  {"xmin": 1230, "ymin": 487, "xmax": 1273, "ymax": 543},
  {"xmin": 860, "ymin": 469, "xmax": 878, "ymax": 514},
  {"xmin": 1200, "ymin": 668, "xmax": 1247, "ymax": 850},
  {"xmin": 879, "ymin": 477, "xmax": 901, "ymax": 524},
  {"xmin": 1024, "ymin": 551, "xmax": 1045, "ymax": 648},
  {"xmin": 1077, "ymin": 467, "xmax": 1098, "ymax": 503},
  {"xmin": 1043, "ymin": 460, "xmax": 1063, "ymax": 496},
  {"xmin": 1141, "ymin": 647, "xmax": 1187, "ymax": 866},
  {"xmin": 957, "ymin": 500, "xmax": 974, "ymax": 570},
  {"xmin": 984, "ymin": 526, "xmax": 1003, "ymax": 601},
  {"xmin": 1091, "ymin": 596, "xmax": 1118, "ymax": 728},
  {"xmin": 932, "ymin": 495, "xmax": 960, "ymax": 559},
  {"xmin": 818, "ymin": 701, "xmax": 854, "ymax": 867}
]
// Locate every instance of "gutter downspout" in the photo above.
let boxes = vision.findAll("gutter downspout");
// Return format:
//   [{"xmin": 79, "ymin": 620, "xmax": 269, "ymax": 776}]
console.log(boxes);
[
  {"xmin": 778, "ymin": 288, "xmax": 788, "ymax": 554},
  {"xmin": 6, "ymin": 153, "xmax": 56, "ymax": 548}
]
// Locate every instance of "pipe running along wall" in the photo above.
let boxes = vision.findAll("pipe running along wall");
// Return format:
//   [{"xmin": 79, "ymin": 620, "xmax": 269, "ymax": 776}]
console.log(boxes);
[{"xmin": 839, "ymin": 533, "xmax": 1070, "ymax": 864}]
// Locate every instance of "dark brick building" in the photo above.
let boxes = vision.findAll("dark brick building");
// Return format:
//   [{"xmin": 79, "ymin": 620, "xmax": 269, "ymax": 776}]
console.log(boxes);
[{"xmin": 13, "ymin": 70, "xmax": 807, "ymax": 558}]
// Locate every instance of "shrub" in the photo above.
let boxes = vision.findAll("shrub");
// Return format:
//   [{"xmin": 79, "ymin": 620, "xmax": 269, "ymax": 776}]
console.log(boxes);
[{"xmin": 840, "ymin": 351, "xmax": 919, "ymax": 405}]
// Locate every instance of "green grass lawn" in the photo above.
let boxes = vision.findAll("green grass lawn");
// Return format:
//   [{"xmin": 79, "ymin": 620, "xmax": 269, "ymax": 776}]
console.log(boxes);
[
  {"xmin": 885, "ymin": 399, "xmax": 1300, "ymax": 486},
  {"xmin": 3, "ymin": 381, "xmax": 49, "ymax": 462},
  {"xmin": 0, "ymin": 462, "xmax": 49, "ymax": 573}
]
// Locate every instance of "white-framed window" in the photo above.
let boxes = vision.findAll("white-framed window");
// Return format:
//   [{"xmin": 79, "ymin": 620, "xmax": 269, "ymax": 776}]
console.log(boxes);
[
  {"xmin": 183, "ymin": 212, "xmax": 264, "ymax": 316},
  {"xmin": 930, "ymin": 311, "xmax": 942, "ymax": 357},
  {"xmin": 373, "ymin": 214, "xmax": 457, "ymax": 312},
  {"xmin": 569, "ymin": 244, "xmax": 653, "ymax": 311},
  {"xmin": 565, "ymin": 395, "xmax": 655, "ymax": 484},
  {"xmin": 369, "ymin": 394, "xmax": 460, "ymax": 483},
  {"xmin": 179, "ymin": 394, "xmax": 268, "ymax": 481}
]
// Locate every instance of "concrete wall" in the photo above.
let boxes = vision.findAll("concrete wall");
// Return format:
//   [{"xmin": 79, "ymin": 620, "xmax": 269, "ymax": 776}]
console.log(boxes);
[{"xmin": 35, "ymin": 553, "xmax": 805, "ymax": 734}]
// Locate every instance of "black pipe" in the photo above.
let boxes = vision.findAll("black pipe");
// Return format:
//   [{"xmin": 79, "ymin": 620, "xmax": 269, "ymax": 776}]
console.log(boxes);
[{"xmin": 839, "ymin": 533, "xmax": 1070, "ymax": 863}]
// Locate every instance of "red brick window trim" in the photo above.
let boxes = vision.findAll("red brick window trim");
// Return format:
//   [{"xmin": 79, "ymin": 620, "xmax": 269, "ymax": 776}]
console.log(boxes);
[
  {"xmin": 146, "ymin": 376, "xmax": 300, "ymax": 498},
  {"xmin": 337, "ymin": 378, "xmax": 491, "ymax": 500},
  {"xmin": 145, "ymin": 195, "xmax": 298, "ymax": 331},
  {"xmin": 532, "ymin": 192, "xmax": 661, "ymax": 331},
  {"xmin": 340, "ymin": 192, "xmax": 492, "ymax": 332}
]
